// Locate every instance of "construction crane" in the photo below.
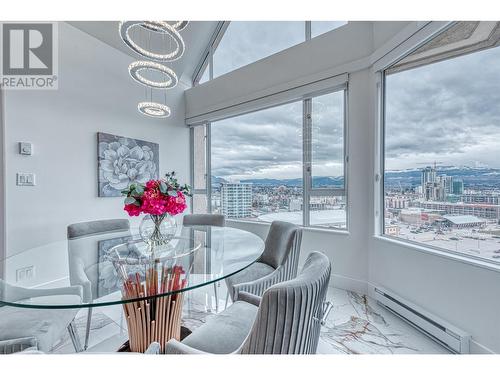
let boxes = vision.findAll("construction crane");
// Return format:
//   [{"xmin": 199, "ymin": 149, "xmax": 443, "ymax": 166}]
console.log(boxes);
[{"xmin": 417, "ymin": 161, "xmax": 443, "ymax": 170}]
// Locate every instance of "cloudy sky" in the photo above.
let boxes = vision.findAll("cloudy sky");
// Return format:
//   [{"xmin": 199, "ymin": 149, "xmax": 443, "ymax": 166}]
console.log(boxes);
[
  {"xmin": 386, "ymin": 45, "xmax": 500, "ymax": 171},
  {"xmin": 210, "ymin": 22, "xmax": 500, "ymax": 180},
  {"xmin": 211, "ymin": 21, "xmax": 345, "ymax": 181}
]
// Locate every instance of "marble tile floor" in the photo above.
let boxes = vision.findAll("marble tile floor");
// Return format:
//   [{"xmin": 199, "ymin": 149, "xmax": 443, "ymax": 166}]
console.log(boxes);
[{"xmin": 51, "ymin": 286, "xmax": 450, "ymax": 354}]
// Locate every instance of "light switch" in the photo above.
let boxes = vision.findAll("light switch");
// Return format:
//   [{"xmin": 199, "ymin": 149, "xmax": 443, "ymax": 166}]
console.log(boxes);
[
  {"xmin": 16, "ymin": 173, "xmax": 36, "ymax": 186},
  {"xmin": 16, "ymin": 266, "xmax": 35, "ymax": 282},
  {"xmin": 19, "ymin": 142, "xmax": 33, "ymax": 155}
]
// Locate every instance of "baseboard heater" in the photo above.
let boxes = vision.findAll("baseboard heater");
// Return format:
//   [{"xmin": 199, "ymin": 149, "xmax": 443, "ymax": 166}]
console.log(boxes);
[{"xmin": 373, "ymin": 286, "xmax": 470, "ymax": 354}]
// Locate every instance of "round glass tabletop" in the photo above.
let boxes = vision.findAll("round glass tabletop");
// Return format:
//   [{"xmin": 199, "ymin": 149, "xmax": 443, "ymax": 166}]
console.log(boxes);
[{"xmin": 0, "ymin": 226, "xmax": 264, "ymax": 309}]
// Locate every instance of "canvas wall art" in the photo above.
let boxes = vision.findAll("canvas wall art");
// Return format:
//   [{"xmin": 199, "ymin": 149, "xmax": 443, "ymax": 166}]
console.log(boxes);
[{"xmin": 97, "ymin": 132, "xmax": 159, "ymax": 197}]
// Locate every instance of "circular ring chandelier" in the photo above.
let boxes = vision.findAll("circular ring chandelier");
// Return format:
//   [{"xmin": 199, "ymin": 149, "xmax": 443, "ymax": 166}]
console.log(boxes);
[
  {"xmin": 129, "ymin": 61, "xmax": 178, "ymax": 89},
  {"xmin": 138, "ymin": 102, "xmax": 171, "ymax": 118},
  {"xmin": 141, "ymin": 21, "xmax": 189, "ymax": 32},
  {"xmin": 119, "ymin": 21, "xmax": 185, "ymax": 61}
]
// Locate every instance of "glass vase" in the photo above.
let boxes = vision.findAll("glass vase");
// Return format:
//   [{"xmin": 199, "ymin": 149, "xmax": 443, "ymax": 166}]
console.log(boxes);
[{"xmin": 139, "ymin": 214, "xmax": 177, "ymax": 247}]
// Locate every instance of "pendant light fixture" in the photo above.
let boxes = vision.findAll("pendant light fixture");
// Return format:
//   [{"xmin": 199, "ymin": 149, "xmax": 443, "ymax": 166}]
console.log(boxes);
[
  {"xmin": 119, "ymin": 21, "xmax": 188, "ymax": 118},
  {"xmin": 119, "ymin": 21, "xmax": 185, "ymax": 61},
  {"xmin": 128, "ymin": 61, "xmax": 178, "ymax": 89}
]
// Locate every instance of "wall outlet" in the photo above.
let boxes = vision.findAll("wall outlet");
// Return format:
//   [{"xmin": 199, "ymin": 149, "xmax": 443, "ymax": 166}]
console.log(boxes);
[
  {"xmin": 19, "ymin": 142, "xmax": 33, "ymax": 155},
  {"xmin": 16, "ymin": 173, "xmax": 36, "ymax": 186},
  {"xmin": 16, "ymin": 266, "xmax": 35, "ymax": 282}
]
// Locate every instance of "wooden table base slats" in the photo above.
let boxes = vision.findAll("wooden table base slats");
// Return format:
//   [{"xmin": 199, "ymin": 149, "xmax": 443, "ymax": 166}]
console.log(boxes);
[{"xmin": 122, "ymin": 265, "xmax": 187, "ymax": 353}]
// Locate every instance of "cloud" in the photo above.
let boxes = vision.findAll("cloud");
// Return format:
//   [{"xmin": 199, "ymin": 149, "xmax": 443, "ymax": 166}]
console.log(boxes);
[
  {"xmin": 213, "ymin": 22, "xmax": 305, "ymax": 78},
  {"xmin": 210, "ymin": 23, "xmax": 500, "ymax": 179},
  {"xmin": 211, "ymin": 91, "xmax": 345, "ymax": 180},
  {"xmin": 385, "ymin": 45, "xmax": 500, "ymax": 170}
]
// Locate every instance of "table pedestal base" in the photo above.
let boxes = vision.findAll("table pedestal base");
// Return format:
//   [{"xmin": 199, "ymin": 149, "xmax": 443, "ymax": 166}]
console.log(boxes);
[{"xmin": 122, "ymin": 293, "xmax": 185, "ymax": 353}]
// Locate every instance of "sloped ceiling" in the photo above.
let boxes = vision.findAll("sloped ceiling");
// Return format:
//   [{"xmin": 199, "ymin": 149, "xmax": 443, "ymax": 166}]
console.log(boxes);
[{"xmin": 66, "ymin": 21, "xmax": 218, "ymax": 84}]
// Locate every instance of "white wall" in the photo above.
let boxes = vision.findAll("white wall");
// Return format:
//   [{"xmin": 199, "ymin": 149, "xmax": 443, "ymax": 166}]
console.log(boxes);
[
  {"xmin": 0, "ymin": 86, "xmax": 5, "ymax": 277},
  {"xmin": 369, "ymin": 239, "xmax": 500, "ymax": 353},
  {"xmin": 188, "ymin": 21, "xmax": 500, "ymax": 353},
  {"xmin": 3, "ymin": 22, "xmax": 191, "ymax": 259}
]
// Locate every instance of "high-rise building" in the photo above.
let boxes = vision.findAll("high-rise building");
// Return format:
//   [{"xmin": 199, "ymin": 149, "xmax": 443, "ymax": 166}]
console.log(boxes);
[
  {"xmin": 421, "ymin": 166, "xmax": 437, "ymax": 201},
  {"xmin": 421, "ymin": 166, "xmax": 436, "ymax": 187},
  {"xmin": 435, "ymin": 175, "xmax": 453, "ymax": 201},
  {"xmin": 453, "ymin": 179, "xmax": 464, "ymax": 195},
  {"xmin": 421, "ymin": 167, "xmax": 454, "ymax": 202},
  {"xmin": 443, "ymin": 175, "xmax": 454, "ymax": 194},
  {"xmin": 220, "ymin": 183, "xmax": 253, "ymax": 219}
]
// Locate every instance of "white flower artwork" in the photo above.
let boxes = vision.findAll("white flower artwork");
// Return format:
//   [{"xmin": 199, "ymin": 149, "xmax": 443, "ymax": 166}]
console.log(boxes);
[{"xmin": 97, "ymin": 132, "xmax": 159, "ymax": 197}]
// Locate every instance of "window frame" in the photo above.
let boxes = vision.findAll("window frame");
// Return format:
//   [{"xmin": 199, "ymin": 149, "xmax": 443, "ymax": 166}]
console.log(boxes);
[
  {"xmin": 193, "ymin": 21, "xmax": 347, "ymax": 86},
  {"xmin": 190, "ymin": 85, "xmax": 349, "ymax": 231},
  {"xmin": 377, "ymin": 23, "xmax": 500, "ymax": 269},
  {"xmin": 303, "ymin": 89, "xmax": 349, "ymax": 229},
  {"xmin": 192, "ymin": 22, "xmax": 228, "ymax": 86}
]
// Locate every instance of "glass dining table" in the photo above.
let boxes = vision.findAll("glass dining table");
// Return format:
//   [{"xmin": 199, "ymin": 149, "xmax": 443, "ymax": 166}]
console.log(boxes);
[{"xmin": 0, "ymin": 225, "xmax": 265, "ymax": 353}]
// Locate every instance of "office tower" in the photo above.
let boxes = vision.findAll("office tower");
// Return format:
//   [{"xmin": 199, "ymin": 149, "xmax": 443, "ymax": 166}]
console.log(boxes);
[
  {"xmin": 453, "ymin": 179, "xmax": 464, "ymax": 195},
  {"xmin": 443, "ymin": 175, "xmax": 454, "ymax": 194}
]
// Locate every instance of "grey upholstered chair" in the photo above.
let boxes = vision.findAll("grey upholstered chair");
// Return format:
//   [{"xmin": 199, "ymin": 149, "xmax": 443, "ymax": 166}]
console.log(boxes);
[
  {"xmin": 67, "ymin": 219, "xmax": 130, "ymax": 350},
  {"xmin": 183, "ymin": 214, "xmax": 225, "ymax": 227},
  {"xmin": 0, "ymin": 280, "xmax": 82, "ymax": 353},
  {"xmin": 225, "ymin": 221, "xmax": 302, "ymax": 304},
  {"xmin": 183, "ymin": 214, "xmax": 226, "ymax": 311},
  {"xmin": 0, "ymin": 337, "xmax": 38, "ymax": 354},
  {"xmin": 162, "ymin": 251, "xmax": 331, "ymax": 354}
]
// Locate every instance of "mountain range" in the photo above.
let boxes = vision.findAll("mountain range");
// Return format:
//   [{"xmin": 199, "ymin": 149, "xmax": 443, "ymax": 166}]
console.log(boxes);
[
  {"xmin": 212, "ymin": 176, "xmax": 343, "ymax": 188},
  {"xmin": 384, "ymin": 166, "xmax": 500, "ymax": 188},
  {"xmin": 212, "ymin": 166, "xmax": 500, "ymax": 188}
]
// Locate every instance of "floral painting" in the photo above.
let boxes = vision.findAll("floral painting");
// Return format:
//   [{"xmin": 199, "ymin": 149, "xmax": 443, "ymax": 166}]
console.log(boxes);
[{"xmin": 97, "ymin": 132, "xmax": 159, "ymax": 197}]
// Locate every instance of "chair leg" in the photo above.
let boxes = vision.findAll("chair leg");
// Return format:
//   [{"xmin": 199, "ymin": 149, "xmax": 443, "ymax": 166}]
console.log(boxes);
[
  {"xmin": 84, "ymin": 307, "xmax": 93, "ymax": 350},
  {"xmin": 213, "ymin": 283, "xmax": 219, "ymax": 312},
  {"xmin": 67, "ymin": 320, "xmax": 83, "ymax": 353}
]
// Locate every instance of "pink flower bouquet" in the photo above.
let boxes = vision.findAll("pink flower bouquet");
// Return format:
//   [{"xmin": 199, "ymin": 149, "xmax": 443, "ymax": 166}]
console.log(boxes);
[
  {"xmin": 122, "ymin": 172, "xmax": 191, "ymax": 245},
  {"xmin": 122, "ymin": 172, "xmax": 191, "ymax": 217}
]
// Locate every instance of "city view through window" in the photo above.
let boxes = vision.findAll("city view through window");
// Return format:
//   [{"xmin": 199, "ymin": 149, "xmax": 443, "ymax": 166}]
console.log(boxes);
[
  {"xmin": 210, "ymin": 91, "xmax": 346, "ymax": 228},
  {"xmin": 384, "ymin": 45, "xmax": 500, "ymax": 263}
]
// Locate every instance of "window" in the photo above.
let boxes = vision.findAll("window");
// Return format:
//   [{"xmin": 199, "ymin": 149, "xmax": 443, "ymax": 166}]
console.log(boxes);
[
  {"xmin": 193, "ymin": 21, "xmax": 349, "ymax": 84},
  {"xmin": 211, "ymin": 102, "xmax": 303, "ymax": 222},
  {"xmin": 191, "ymin": 88, "xmax": 347, "ymax": 229},
  {"xmin": 383, "ymin": 25, "xmax": 500, "ymax": 263},
  {"xmin": 308, "ymin": 91, "xmax": 347, "ymax": 228},
  {"xmin": 311, "ymin": 21, "xmax": 347, "ymax": 38},
  {"xmin": 198, "ymin": 66, "xmax": 209, "ymax": 85},
  {"xmin": 213, "ymin": 21, "xmax": 305, "ymax": 78}
]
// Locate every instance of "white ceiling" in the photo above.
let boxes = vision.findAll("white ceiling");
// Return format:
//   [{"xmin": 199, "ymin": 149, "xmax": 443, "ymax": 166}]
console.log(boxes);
[{"xmin": 66, "ymin": 21, "xmax": 218, "ymax": 84}]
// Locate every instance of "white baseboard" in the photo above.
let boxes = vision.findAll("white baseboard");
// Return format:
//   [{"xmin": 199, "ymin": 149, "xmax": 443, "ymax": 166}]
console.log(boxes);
[
  {"xmin": 366, "ymin": 282, "xmax": 497, "ymax": 354},
  {"xmin": 470, "ymin": 339, "xmax": 496, "ymax": 354},
  {"xmin": 330, "ymin": 273, "xmax": 368, "ymax": 295}
]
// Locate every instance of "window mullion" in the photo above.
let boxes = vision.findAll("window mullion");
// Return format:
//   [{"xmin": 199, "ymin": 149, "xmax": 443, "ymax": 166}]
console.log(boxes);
[
  {"xmin": 206, "ymin": 123, "xmax": 212, "ymax": 213},
  {"xmin": 303, "ymin": 99, "xmax": 312, "ymax": 227},
  {"xmin": 189, "ymin": 127, "xmax": 194, "ymax": 213},
  {"xmin": 209, "ymin": 45, "xmax": 214, "ymax": 80}
]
